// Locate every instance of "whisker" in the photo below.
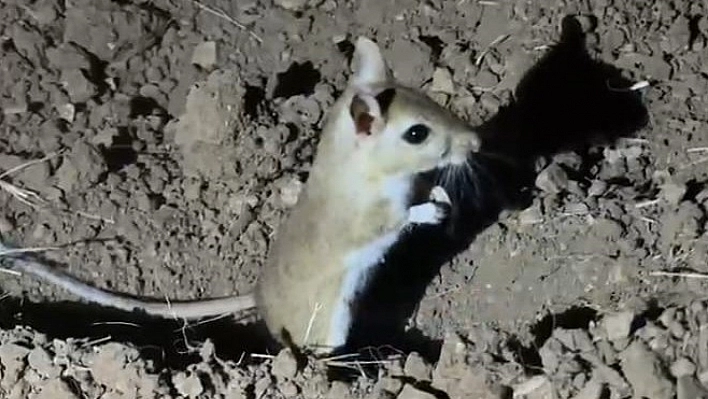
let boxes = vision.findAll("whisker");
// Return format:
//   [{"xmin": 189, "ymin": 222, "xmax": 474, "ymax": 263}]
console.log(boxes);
[{"xmin": 475, "ymin": 150, "xmax": 520, "ymax": 167}]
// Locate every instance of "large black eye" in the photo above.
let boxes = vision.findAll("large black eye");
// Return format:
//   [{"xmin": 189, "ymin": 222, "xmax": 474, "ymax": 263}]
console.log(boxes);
[{"xmin": 402, "ymin": 124, "xmax": 430, "ymax": 145}]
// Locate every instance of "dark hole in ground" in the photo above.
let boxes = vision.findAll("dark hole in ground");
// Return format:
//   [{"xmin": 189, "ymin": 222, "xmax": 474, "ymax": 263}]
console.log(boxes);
[
  {"xmin": 148, "ymin": 193, "xmax": 166, "ymax": 210},
  {"xmin": 272, "ymin": 61, "xmax": 321, "ymax": 99},
  {"xmin": 506, "ymin": 335, "xmax": 544, "ymax": 375},
  {"xmin": 503, "ymin": 306, "xmax": 599, "ymax": 375},
  {"xmin": 419, "ymin": 35, "xmax": 445, "ymax": 62},
  {"xmin": 685, "ymin": 179, "xmax": 707, "ymax": 203},
  {"xmin": 335, "ymin": 38, "xmax": 355, "ymax": 61},
  {"xmin": 129, "ymin": 96, "xmax": 165, "ymax": 118},
  {"xmin": 27, "ymin": 101, "xmax": 44, "ymax": 113},
  {"xmin": 630, "ymin": 299, "xmax": 664, "ymax": 335},
  {"xmin": 689, "ymin": 15, "xmax": 703, "ymax": 49},
  {"xmin": 244, "ymin": 84, "xmax": 267, "ymax": 120},
  {"xmin": 101, "ymin": 127, "xmax": 137, "ymax": 172},
  {"xmin": 530, "ymin": 306, "xmax": 599, "ymax": 349},
  {"xmin": 285, "ymin": 122, "xmax": 299, "ymax": 142}
]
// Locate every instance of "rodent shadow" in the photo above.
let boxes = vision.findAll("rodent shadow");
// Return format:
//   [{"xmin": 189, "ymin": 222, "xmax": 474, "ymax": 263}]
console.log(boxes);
[
  {"xmin": 346, "ymin": 15, "xmax": 649, "ymax": 362},
  {"xmin": 0, "ymin": 296, "xmax": 276, "ymax": 369}
]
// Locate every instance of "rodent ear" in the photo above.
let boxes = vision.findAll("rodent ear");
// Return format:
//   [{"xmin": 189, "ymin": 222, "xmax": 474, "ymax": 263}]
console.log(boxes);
[
  {"xmin": 350, "ymin": 37, "xmax": 391, "ymax": 88},
  {"xmin": 350, "ymin": 93, "xmax": 382, "ymax": 136}
]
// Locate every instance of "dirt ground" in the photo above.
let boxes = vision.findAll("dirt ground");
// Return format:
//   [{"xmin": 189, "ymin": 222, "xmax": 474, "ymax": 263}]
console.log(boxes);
[{"xmin": 1, "ymin": 0, "xmax": 708, "ymax": 397}]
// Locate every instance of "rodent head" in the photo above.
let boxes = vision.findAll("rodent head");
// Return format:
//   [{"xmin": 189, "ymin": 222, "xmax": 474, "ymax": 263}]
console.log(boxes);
[{"xmin": 340, "ymin": 37, "xmax": 480, "ymax": 177}]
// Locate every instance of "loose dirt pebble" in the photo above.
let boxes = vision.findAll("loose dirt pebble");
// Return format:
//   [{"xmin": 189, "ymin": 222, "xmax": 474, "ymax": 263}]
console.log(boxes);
[
  {"xmin": 30, "ymin": 379, "xmax": 78, "ymax": 399},
  {"xmin": 192, "ymin": 41, "xmax": 218, "ymax": 70},
  {"xmin": 513, "ymin": 376, "xmax": 554, "ymax": 399},
  {"xmin": 535, "ymin": 163, "xmax": 569, "ymax": 194},
  {"xmin": 397, "ymin": 384, "xmax": 437, "ymax": 399},
  {"xmin": 327, "ymin": 381, "xmax": 353, "ymax": 399},
  {"xmin": 602, "ymin": 311, "xmax": 635, "ymax": 341},
  {"xmin": 172, "ymin": 371, "xmax": 204, "ymax": 398},
  {"xmin": 26, "ymin": 347, "xmax": 57, "ymax": 379},
  {"xmin": 568, "ymin": 378, "xmax": 604, "ymax": 399},
  {"xmin": 271, "ymin": 347, "xmax": 299, "ymax": 380},
  {"xmin": 620, "ymin": 341, "xmax": 675, "ymax": 399},
  {"xmin": 404, "ymin": 352, "xmax": 432, "ymax": 381}
]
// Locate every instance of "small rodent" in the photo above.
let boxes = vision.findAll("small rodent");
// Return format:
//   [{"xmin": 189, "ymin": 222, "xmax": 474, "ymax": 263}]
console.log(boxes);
[{"xmin": 0, "ymin": 37, "xmax": 480, "ymax": 355}]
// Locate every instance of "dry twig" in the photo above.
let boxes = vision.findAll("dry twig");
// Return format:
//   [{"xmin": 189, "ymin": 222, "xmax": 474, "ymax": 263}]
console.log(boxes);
[{"xmin": 188, "ymin": 0, "xmax": 263, "ymax": 43}]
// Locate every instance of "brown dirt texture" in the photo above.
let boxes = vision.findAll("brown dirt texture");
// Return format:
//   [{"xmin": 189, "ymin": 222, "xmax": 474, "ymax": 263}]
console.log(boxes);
[{"xmin": 1, "ymin": 0, "xmax": 708, "ymax": 398}]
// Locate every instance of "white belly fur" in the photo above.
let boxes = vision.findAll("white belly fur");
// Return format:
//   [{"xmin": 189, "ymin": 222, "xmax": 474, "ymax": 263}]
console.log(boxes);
[{"xmin": 326, "ymin": 175, "xmax": 411, "ymax": 349}]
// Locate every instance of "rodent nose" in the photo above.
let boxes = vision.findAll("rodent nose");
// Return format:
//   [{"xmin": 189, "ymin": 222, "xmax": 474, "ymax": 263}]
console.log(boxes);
[
  {"xmin": 468, "ymin": 133, "xmax": 481, "ymax": 153},
  {"xmin": 455, "ymin": 131, "xmax": 480, "ymax": 153}
]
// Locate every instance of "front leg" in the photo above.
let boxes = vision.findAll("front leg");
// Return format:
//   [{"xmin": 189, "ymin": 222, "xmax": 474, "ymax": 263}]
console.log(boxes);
[{"xmin": 406, "ymin": 186, "xmax": 451, "ymax": 225}]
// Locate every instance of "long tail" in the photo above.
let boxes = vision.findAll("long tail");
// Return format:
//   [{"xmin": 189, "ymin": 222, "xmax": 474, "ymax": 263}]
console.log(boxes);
[{"xmin": 0, "ymin": 241, "xmax": 256, "ymax": 319}]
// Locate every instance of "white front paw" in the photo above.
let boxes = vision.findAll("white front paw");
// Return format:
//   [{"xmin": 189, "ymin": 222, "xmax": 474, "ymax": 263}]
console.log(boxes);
[
  {"xmin": 407, "ymin": 202, "xmax": 448, "ymax": 225},
  {"xmin": 429, "ymin": 185, "xmax": 451, "ymax": 205}
]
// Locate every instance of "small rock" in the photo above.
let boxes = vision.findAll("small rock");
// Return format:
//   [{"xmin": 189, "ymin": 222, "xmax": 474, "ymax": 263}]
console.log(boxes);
[
  {"xmin": 328, "ymin": 381, "xmax": 352, "ymax": 399},
  {"xmin": 603, "ymin": 311, "xmax": 635, "ymax": 341},
  {"xmin": 474, "ymin": 70, "xmax": 499, "ymax": 88},
  {"xmin": 139, "ymin": 84, "xmax": 165, "ymax": 103},
  {"xmin": 451, "ymin": 95, "xmax": 477, "ymax": 116},
  {"xmin": 535, "ymin": 164, "xmax": 569, "ymax": 194},
  {"xmin": 671, "ymin": 358, "xmax": 697, "ymax": 378},
  {"xmin": 2, "ymin": 102, "xmax": 27, "ymax": 114},
  {"xmin": 57, "ymin": 103, "xmax": 75, "ymax": 123},
  {"xmin": 553, "ymin": 329, "xmax": 594, "ymax": 353},
  {"xmin": 10, "ymin": 25, "xmax": 44, "ymax": 65},
  {"xmin": 26, "ymin": 3, "xmax": 58, "ymax": 25},
  {"xmin": 61, "ymin": 69, "xmax": 97, "ymax": 103},
  {"xmin": 659, "ymin": 308, "xmax": 677, "ymax": 327},
  {"xmin": 271, "ymin": 347, "xmax": 298, "ymax": 380},
  {"xmin": 518, "ymin": 206, "xmax": 543, "ymax": 225},
  {"xmin": 254, "ymin": 376, "xmax": 272, "ymax": 398},
  {"xmin": 46, "ymin": 43, "xmax": 92, "ymax": 70},
  {"xmin": 192, "ymin": 41, "xmax": 217, "ymax": 70},
  {"xmin": 373, "ymin": 377, "xmax": 403, "ymax": 396},
  {"xmin": 564, "ymin": 202, "xmax": 589, "ymax": 215},
  {"xmin": 55, "ymin": 140, "xmax": 106, "ymax": 192},
  {"xmin": 553, "ymin": 151, "xmax": 583, "ymax": 170},
  {"xmin": 280, "ymin": 381, "xmax": 299, "ymax": 397},
  {"xmin": 620, "ymin": 341, "xmax": 675, "ymax": 399},
  {"xmin": 513, "ymin": 376, "xmax": 553, "ymax": 399},
  {"xmin": 172, "ymin": 371, "xmax": 203, "ymax": 398},
  {"xmin": 479, "ymin": 92, "xmax": 500, "ymax": 113},
  {"xmin": 0, "ymin": 343, "xmax": 30, "ymax": 387},
  {"xmin": 404, "ymin": 352, "xmax": 432, "ymax": 381},
  {"xmin": 431, "ymin": 67, "xmax": 455, "ymax": 94},
  {"xmin": 570, "ymin": 377, "xmax": 604, "ymax": 399},
  {"xmin": 0, "ymin": 214, "xmax": 13, "ymax": 234},
  {"xmin": 677, "ymin": 375, "xmax": 708, "ymax": 399},
  {"xmin": 32, "ymin": 379, "xmax": 78, "ymax": 399},
  {"xmin": 27, "ymin": 347, "xmax": 57, "ymax": 378},
  {"xmin": 539, "ymin": 338, "xmax": 562, "ymax": 373},
  {"xmin": 698, "ymin": 370, "xmax": 708, "ymax": 389},
  {"xmin": 660, "ymin": 182, "xmax": 687, "ymax": 206},
  {"xmin": 397, "ymin": 384, "xmax": 436, "ymax": 399},
  {"xmin": 587, "ymin": 180, "xmax": 607, "ymax": 197},
  {"xmin": 696, "ymin": 188, "xmax": 708, "ymax": 206},
  {"xmin": 274, "ymin": 0, "xmax": 308, "ymax": 11}
]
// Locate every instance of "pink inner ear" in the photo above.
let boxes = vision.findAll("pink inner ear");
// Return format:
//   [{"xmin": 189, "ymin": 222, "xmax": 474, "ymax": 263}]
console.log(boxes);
[
  {"xmin": 355, "ymin": 113, "xmax": 373, "ymax": 135},
  {"xmin": 350, "ymin": 95, "xmax": 373, "ymax": 136}
]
